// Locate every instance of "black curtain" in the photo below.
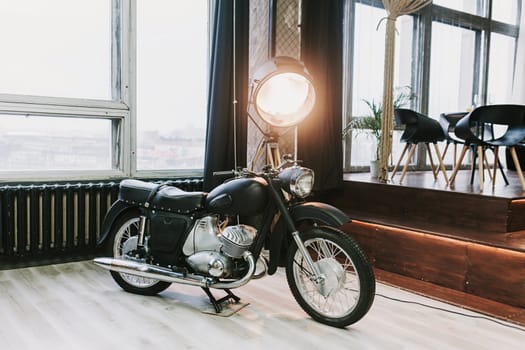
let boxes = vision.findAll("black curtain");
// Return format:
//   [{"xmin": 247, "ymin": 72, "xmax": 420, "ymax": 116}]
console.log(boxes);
[
  {"xmin": 203, "ymin": 0, "xmax": 249, "ymax": 191},
  {"xmin": 299, "ymin": 0, "xmax": 344, "ymax": 192}
]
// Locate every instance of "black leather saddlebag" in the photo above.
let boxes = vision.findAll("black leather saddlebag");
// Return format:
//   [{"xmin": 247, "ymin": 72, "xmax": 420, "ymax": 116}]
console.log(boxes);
[{"xmin": 149, "ymin": 212, "xmax": 193, "ymax": 266}]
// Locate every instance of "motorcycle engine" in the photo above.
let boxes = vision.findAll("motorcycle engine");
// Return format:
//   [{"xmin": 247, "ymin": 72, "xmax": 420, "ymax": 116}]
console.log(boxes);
[
  {"xmin": 220, "ymin": 225, "xmax": 256, "ymax": 258},
  {"xmin": 184, "ymin": 217, "xmax": 256, "ymax": 278}
]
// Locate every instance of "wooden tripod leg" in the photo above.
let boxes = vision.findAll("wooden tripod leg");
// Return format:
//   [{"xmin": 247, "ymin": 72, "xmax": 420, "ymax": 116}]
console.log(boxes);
[
  {"xmin": 449, "ymin": 145, "xmax": 469, "ymax": 187},
  {"xmin": 399, "ymin": 144, "xmax": 417, "ymax": 184},
  {"xmin": 510, "ymin": 147, "xmax": 525, "ymax": 191},
  {"xmin": 250, "ymin": 139, "xmax": 266, "ymax": 171},
  {"xmin": 392, "ymin": 143, "xmax": 409, "ymax": 179},
  {"xmin": 433, "ymin": 143, "xmax": 449, "ymax": 185}
]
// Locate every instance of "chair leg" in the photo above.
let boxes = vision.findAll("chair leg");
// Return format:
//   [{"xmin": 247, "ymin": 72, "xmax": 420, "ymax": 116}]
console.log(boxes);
[
  {"xmin": 426, "ymin": 143, "xmax": 438, "ymax": 180},
  {"xmin": 391, "ymin": 143, "xmax": 409, "ymax": 179},
  {"xmin": 492, "ymin": 146, "xmax": 498, "ymax": 191},
  {"xmin": 478, "ymin": 145, "xmax": 484, "ymax": 192},
  {"xmin": 483, "ymin": 148, "xmax": 493, "ymax": 181},
  {"xmin": 442, "ymin": 142, "xmax": 450, "ymax": 163},
  {"xmin": 453, "ymin": 143, "xmax": 458, "ymax": 167},
  {"xmin": 510, "ymin": 147, "xmax": 525, "ymax": 191},
  {"xmin": 449, "ymin": 145, "xmax": 469, "ymax": 187},
  {"xmin": 399, "ymin": 144, "xmax": 417, "ymax": 184},
  {"xmin": 433, "ymin": 143, "xmax": 449, "ymax": 185}
]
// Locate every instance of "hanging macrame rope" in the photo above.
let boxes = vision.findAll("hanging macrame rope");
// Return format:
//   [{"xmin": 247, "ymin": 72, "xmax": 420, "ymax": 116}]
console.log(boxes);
[{"xmin": 378, "ymin": 0, "xmax": 432, "ymax": 181}]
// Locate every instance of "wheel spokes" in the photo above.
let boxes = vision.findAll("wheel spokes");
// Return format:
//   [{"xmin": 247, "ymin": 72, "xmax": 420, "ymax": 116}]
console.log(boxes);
[{"xmin": 294, "ymin": 237, "xmax": 361, "ymax": 318}]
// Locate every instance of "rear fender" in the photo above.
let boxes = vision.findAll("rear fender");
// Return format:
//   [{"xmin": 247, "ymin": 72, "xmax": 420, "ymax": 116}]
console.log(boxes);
[{"xmin": 97, "ymin": 200, "xmax": 137, "ymax": 246}]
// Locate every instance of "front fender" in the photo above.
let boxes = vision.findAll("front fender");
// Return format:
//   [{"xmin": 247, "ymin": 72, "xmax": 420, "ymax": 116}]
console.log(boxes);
[
  {"xmin": 266, "ymin": 202, "xmax": 350, "ymax": 275},
  {"xmin": 289, "ymin": 201, "xmax": 350, "ymax": 227},
  {"xmin": 96, "ymin": 199, "xmax": 136, "ymax": 247}
]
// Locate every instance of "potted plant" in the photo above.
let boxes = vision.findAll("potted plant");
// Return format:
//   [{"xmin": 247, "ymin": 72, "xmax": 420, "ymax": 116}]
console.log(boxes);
[{"xmin": 343, "ymin": 86, "xmax": 413, "ymax": 177}]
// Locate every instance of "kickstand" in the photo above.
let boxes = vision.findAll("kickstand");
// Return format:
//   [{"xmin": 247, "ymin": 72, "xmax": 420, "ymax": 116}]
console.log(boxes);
[{"xmin": 201, "ymin": 287, "xmax": 241, "ymax": 313}]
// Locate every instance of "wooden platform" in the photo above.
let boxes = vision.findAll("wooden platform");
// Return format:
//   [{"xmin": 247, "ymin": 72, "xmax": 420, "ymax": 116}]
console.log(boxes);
[{"xmin": 320, "ymin": 170, "xmax": 525, "ymax": 325}]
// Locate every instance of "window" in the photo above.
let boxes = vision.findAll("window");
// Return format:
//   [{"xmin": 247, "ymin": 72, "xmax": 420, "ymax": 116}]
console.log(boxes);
[
  {"xmin": 345, "ymin": 1, "xmax": 413, "ymax": 168},
  {"xmin": 492, "ymin": 0, "xmax": 520, "ymax": 24},
  {"xmin": 344, "ymin": 0, "xmax": 522, "ymax": 171},
  {"xmin": 0, "ymin": 0, "xmax": 210, "ymax": 181},
  {"xmin": 0, "ymin": 0, "xmax": 112, "ymax": 100},
  {"xmin": 0, "ymin": 114, "xmax": 112, "ymax": 171},
  {"xmin": 428, "ymin": 23, "xmax": 477, "ymax": 118},
  {"xmin": 487, "ymin": 33, "xmax": 517, "ymax": 104},
  {"xmin": 136, "ymin": 0, "xmax": 208, "ymax": 171},
  {"xmin": 433, "ymin": 0, "xmax": 480, "ymax": 15}
]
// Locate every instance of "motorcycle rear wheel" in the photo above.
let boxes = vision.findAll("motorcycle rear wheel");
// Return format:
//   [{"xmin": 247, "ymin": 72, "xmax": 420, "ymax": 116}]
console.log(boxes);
[
  {"xmin": 105, "ymin": 210, "xmax": 172, "ymax": 296},
  {"xmin": 285, "ymin": 226, "xmax": 375, "ymax": 328}
]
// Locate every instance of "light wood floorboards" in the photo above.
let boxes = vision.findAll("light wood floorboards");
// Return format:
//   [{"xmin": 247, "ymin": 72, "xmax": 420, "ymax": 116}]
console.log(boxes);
[{"xmin": 0, "ymin": 261, "xmax": 523, "ymax": 350}]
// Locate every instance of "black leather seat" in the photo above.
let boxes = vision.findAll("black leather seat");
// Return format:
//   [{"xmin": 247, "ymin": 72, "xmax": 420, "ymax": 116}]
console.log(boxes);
[
  {"xmin": 449, "ymin": 104, "xmax": 525, "ymax": 191},
  {"xmin": 119, "ymin": 179, "xmax": 206, "ymax": 213},
  {"xmin": 391, "ymin": 108, "xmax": 448, "ymax": 184}
]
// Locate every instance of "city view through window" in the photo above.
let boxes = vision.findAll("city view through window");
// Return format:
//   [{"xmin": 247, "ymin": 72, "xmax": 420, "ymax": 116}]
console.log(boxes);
[{"xmin": 0, "ymin": 0, "xmax": 208, "ymax": 175}]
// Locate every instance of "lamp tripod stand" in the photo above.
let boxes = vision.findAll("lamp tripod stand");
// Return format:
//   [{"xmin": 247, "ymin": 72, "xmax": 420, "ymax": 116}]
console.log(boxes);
[{"xmin": 250, "ymin": 133, "xmax": 282, "ymax": 170}]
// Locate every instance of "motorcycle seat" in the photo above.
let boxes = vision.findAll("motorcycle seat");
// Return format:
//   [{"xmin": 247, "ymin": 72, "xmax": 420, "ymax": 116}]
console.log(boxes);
[{"xmin": 119, "ymin": 179, "xmax": 206, "ymax": 214}]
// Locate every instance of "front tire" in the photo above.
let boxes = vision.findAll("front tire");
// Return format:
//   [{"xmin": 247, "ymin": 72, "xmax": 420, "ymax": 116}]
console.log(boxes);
[
  {"xmin": 104, "ymin": 210, "xmax": 172, "ymax": 296},
  {"xmin": 286, "ymin": 226, "xmax": 375, "ymax": 328}
]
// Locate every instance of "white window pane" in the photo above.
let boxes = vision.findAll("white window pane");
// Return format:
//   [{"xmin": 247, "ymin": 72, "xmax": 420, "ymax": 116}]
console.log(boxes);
[
  {"xmin": 492, "ymin": 0, "xmax": 519, "ymax": 24},
  {"xmin": 0, "ymin": 115, "xmax": 112, "ymax": 171},
  {"xmin": 351, "ymin": 4, "xmax": 413, "ymax": 118},
  {"xmin": 0, "ymin": 0, "xmax": 112, "ymax": 100},
  {"xmin": 487, "ymin": 33, "xmax": 516, "ymax": 104},
  {"xmin": 433, "ymin": 0, "xmax": 480, "ymax": 15},
  {"xmin": 350, "ymin": 4, "xmax": 412, "ymax": 168},
  {"xmin": 136, "ymin": 0, "xmax": 207, "ymax": 170},
  {"xmin": 428, "ymin": 23, "xmax": 476, "ymax": 119}
]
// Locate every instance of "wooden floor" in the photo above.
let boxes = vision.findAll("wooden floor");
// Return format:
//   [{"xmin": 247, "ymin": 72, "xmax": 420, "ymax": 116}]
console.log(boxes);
[{"xmin": 0, "ymin": 261, "xmax": 523, "ymax": 350}]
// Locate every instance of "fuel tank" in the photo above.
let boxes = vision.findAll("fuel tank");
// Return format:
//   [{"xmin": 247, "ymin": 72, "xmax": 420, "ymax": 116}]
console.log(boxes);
[{"xmin": 205, "ymin": 177, "xmax": 269, "ymax": 216}]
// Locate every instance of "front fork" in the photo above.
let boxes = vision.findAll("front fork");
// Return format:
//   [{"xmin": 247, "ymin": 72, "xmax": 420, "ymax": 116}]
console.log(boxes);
[
  {"xmin": 266, "ymin": 179, "xmax": 325, "ymax": 285},
  {"xmin": 290, "ymin": 230, "xmax": 325, "ymax": 284}
]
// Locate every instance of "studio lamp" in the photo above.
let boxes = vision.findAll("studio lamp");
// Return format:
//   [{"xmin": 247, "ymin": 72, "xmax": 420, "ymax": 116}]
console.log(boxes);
[{"xmin": 248, "ymin": 56, "xmax": 316, "ymax": 169}]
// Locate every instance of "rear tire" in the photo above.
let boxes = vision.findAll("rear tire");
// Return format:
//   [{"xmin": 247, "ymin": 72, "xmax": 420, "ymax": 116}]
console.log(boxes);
[
  {"xmin": 105, "ymin": 210, "xmax": 172, "ymax": 296},
  {"xmin": 285, "ymin": 226, "xmax": 375, "ymax": 328}
]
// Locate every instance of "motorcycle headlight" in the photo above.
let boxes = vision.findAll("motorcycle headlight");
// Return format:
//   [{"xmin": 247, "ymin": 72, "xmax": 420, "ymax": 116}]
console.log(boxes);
[{"xmin": 278, "ymin": 166, "xmax": 315, "ymax": 198}]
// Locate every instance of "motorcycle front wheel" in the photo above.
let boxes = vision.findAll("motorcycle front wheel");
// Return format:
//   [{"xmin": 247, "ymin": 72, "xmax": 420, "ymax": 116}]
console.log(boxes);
[
  {"xmin": 285, "ymin": 226, "xmax": 375, "ymax": 328},
  {"xmin": 105, "ymin": 210, "xmax": 172, "ymax": 296}
]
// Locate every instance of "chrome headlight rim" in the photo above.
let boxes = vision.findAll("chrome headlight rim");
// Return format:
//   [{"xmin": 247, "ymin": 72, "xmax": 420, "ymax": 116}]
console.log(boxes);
[{"xmin": 289, "ymin": 167, "xmax": 314, "ymax": 198}]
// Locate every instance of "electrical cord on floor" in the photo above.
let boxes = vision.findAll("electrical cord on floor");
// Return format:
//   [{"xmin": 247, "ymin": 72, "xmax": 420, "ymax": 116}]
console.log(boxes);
[{"xmin": 375, "ymin": 293, "xmax": 525, "ymax": 332}]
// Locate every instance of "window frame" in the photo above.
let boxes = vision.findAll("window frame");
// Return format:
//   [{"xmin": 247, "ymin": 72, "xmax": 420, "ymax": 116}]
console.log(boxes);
[
  {"xmin": 344, "ymin": 0, "xmax": 522, "ymax": 172},
  {"xmin": 0, "ymin": 0, "xmax": 209, "ymax": 182}
]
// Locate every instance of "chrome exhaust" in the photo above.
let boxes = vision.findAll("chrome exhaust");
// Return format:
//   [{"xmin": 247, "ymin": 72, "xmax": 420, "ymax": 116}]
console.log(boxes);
[{"xmin": 93, "ymin": 251, "xmax": 255, "ymax": 289}]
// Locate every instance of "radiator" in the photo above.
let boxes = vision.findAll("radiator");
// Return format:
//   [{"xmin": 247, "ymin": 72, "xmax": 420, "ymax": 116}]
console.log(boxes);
[{"xmin": 0, "ymin": 178, "xmax": 203, "ymax": 266}]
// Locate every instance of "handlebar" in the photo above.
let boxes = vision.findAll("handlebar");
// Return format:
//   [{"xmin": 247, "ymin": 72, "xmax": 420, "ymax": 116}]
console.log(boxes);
[
  {"xmin": 212, "ymin": 170, "xmax": 236, "ymax": 177},
  {"xmin": 212, "ymin": 167, "xmax": 271, "ymax": 178}
]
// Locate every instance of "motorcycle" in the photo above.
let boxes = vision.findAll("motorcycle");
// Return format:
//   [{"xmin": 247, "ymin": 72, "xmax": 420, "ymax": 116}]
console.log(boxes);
[{"xmin": 94, "ymin": 160, "xmax": 375, "ymax": 328}]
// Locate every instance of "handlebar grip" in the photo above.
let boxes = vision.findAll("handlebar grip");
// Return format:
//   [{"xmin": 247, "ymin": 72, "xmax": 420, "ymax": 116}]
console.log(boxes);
[{"xmin": 213, "ymin": 170, "xmax": 235, "ymax": 176}]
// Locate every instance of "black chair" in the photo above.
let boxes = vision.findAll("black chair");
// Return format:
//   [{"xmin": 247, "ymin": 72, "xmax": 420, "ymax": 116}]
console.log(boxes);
[
  {"xmin": 439, "ymin": 112, "xmax": 468, "ymax": 167},
  {"xmin": 391, "ymin": 108, "xmax": 448, "ymax": 184},
  {"xmin": 449, "ymin": 104, "xmax": 525, "ymax": 191}
]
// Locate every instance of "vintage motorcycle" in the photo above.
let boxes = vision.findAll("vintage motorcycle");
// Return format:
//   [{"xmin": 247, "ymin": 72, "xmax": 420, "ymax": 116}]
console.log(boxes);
[{"xmin": 94, "ymin": 161, "xmax": 375, "ymax": 328}]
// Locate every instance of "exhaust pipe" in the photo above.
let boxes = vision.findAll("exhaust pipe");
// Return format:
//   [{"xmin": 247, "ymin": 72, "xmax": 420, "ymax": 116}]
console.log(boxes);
[{"xmin": 93, "ymin": 251, "xmax": 255, "ymax": 289}]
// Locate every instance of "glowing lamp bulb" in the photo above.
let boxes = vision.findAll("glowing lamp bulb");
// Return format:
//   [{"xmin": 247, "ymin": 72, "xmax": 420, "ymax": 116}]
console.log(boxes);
[{"xmin": 250, "ymin": 57, "xmax": 316, "ymax": 128}]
